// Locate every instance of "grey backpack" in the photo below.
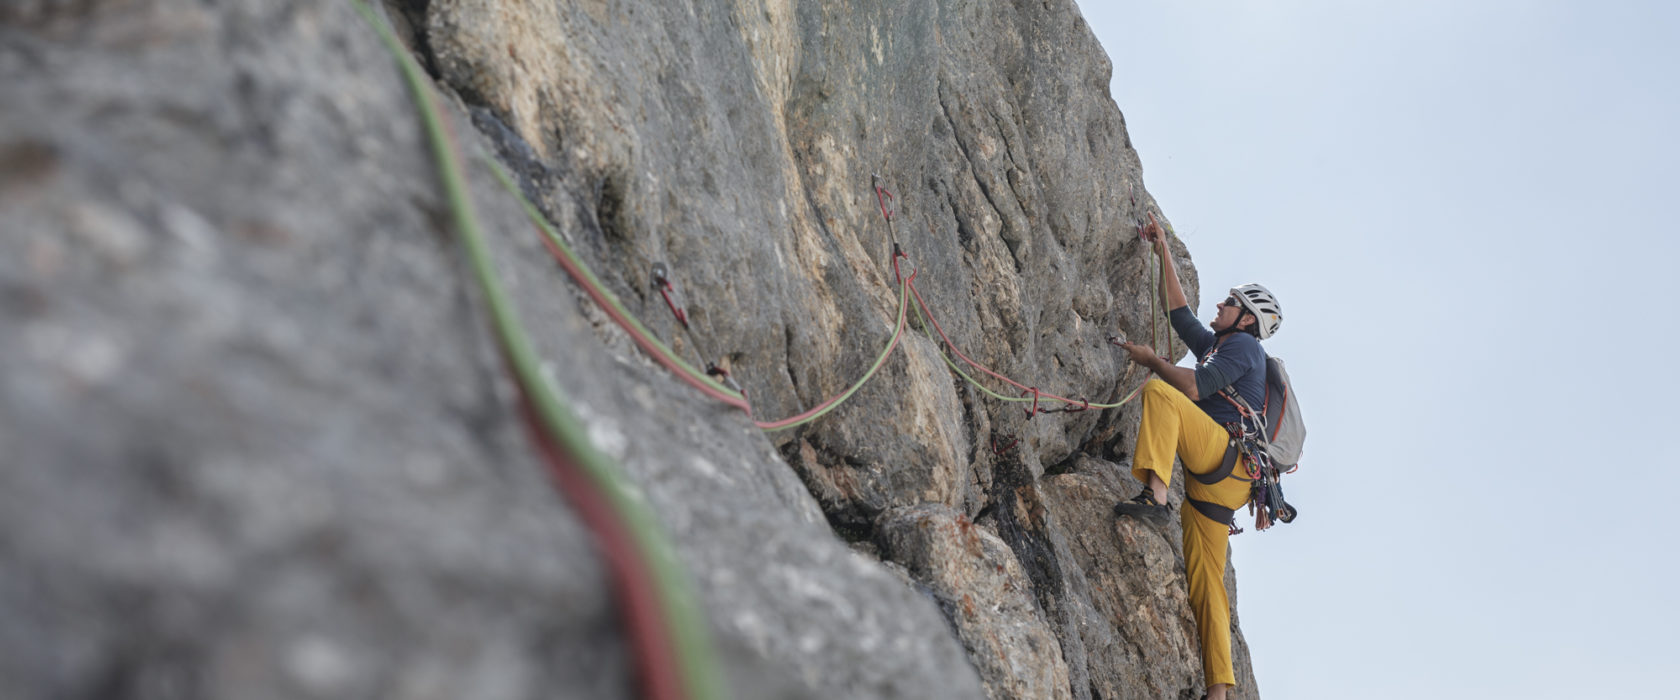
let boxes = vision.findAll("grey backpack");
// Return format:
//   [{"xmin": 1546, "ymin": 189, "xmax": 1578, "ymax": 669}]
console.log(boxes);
[{"xmin": 1256, "ymin": 356, "xmax": 1304, "ymax": 469}]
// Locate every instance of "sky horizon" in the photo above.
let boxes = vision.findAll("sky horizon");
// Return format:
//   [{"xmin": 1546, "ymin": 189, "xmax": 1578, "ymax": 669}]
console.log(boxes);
[{"xmin": 1081, "ymin": 2, "xmax": 1679, "ymax": 698}]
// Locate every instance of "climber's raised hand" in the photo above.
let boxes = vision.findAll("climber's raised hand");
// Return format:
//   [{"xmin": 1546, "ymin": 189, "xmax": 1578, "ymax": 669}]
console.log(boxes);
[{"xmin": 1141, "ymin": 212, "xmax": 1167, "ymax": 254}]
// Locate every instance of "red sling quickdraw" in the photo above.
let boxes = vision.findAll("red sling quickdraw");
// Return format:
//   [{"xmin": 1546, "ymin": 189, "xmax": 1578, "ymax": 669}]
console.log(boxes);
[
  {"xmin": 651, "ymin": 262, "xmax": 688, "ymax": 330},
  {"xmin": 990, "ymin": 434, "xmax": 1019, "ymax": 456}
]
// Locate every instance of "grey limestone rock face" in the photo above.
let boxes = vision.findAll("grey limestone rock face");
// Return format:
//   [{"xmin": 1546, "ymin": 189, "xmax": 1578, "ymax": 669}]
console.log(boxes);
[{"xmin": 1, "ymin": 0, "xmax": 1256, "ymax": 698}]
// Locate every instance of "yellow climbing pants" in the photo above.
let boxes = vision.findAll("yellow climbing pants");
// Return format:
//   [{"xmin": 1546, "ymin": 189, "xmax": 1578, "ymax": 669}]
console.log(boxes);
[{"xmin": 1130, "ymin": 379, "xmax": 1252, "ymax": 689}]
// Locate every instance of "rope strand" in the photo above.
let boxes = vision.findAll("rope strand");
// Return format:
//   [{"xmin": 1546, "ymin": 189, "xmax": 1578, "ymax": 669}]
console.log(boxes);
[
  {"xmin": 352, "ymin": 5, "xmax": 726, "ymax": 699},
  {"xmin": 753, "ymin": 271, "xmax": 914, "ymax": 431}
]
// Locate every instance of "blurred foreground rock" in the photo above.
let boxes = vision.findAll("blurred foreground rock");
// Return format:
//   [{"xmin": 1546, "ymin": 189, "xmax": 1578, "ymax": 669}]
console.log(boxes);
[{"xmin": 1, "ymin": 1, "xmax": 1257, "ymax": 698}]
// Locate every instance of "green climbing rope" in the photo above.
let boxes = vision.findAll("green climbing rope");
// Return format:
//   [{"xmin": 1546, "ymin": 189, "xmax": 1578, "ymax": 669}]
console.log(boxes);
[{"xmin": 350, "ymin": 4, "xmax": 726, "ymax": 699}]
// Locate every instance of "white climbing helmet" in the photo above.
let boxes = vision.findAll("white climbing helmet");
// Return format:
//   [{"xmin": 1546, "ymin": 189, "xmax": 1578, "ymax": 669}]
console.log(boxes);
[{"xmin": 1230, "ymin": 283, "xmax": 1282, "ymax": 339}]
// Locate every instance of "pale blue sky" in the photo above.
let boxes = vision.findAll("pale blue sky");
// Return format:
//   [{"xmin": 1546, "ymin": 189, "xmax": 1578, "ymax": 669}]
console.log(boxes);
[{"xmin": 1082, "ymin": 2, "xmax": 1680, "ymax": 697}]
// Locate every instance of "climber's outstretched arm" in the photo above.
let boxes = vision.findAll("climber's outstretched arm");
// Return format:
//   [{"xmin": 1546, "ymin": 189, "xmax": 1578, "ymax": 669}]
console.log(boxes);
[
  {"xmin": 1141, "ymin": 213, "xmax": 1188, "ymax": 312},
  {"xmin": 1118, "ymin": 341, "xmax": 1201, "ymax": 400}
]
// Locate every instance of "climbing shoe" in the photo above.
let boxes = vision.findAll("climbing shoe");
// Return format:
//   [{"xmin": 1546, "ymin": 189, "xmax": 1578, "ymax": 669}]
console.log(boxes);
[{"xmin": 1112, "ymin": 488, "xmax": 1170, "ymax": 524}]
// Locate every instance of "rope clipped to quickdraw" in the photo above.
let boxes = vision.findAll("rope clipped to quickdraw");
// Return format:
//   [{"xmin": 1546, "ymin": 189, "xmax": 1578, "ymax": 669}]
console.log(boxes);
[
  {"xmin": 874, "ymin": 173, "xmax": 900, "ymax": 270},
  {"xmin": 1159, "ymin": 238, "xmax": 1174, "ymax": 360},
  {"xmin": 706, "ymin": 362, "xmax": 744, "ymax": 395},
  {"xmin": 491, "ymin": 162, "xmax": 750, "ymax": 411},
  {"xmin": 649, "ymin": 262, "xmax": 744, "ymax": 395},
  {"xmin": 1143, "ymin": 218, "xmax": 1168, "ymax": 362},
  {"xmin": 1153, "ymin": 240, "xmax": 1164, "ymax": 358},
  {"xmin": 359, "ymin": 0, "xmax": 1178, "ymax": 687},
  {"xmin": 652, "ymin": 263, "xmax": 689, "ymax": 329}
]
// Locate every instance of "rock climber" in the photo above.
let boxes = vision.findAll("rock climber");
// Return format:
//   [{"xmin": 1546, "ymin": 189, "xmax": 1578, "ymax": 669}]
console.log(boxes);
[{"xmin": 1112, "ymin": 213, "xmax": 1283, "ymax": 700}]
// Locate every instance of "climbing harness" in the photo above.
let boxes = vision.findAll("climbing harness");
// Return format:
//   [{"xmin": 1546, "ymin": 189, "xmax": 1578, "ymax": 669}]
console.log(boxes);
[
  {"xmin": 1221, "ymin": 395, "xmax": 1298, "ymax": 529},
  {"xmin": 1180, "ymin": 436, "xmax": 1254, "ymax": 536}
]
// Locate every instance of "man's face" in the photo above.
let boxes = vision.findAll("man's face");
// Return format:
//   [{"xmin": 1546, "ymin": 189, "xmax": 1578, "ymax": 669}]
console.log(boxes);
[{"xmin": 1211, "ymin": 294, "xmax": 1247, "ymax": 333}]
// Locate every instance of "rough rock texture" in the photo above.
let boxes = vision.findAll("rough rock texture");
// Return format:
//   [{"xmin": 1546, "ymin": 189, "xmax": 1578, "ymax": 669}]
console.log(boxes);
[
  {"xmin": 1, "ymin": 1, "xmax": 1256, "ymax": 699},
  {"xmin": 879, "ymin": 504, "xmax": 1071, "ymax": 700}
]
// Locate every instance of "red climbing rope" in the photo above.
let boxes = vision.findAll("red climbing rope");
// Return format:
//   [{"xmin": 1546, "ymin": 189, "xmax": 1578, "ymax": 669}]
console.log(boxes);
[{"xmin": 514, "ymin": 387, "xmax": 688, "ymax": 700}]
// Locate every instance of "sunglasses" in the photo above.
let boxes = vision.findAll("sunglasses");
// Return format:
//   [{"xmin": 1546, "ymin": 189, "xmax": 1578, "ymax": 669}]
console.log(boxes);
[{"xmin": 1221, "ymin": 295, "xmax": 1243, "ymax": 309}]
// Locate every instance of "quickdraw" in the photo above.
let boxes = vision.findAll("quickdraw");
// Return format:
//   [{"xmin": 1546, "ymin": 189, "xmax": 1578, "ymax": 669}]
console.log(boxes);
[
  {"xmin": 873, "ymin": 175, "xmax": 896, "ymax": 222},
  {"xmin": 651, "ymin": 262, "xmax": 689, "ymax": 329},
  {"xmin": 891, "ymin": 243, "xmax": 912, "ymax": 284},
  {"xmin": 874, "ymin": 174, "xmax": 902, "ymax": 272},
  {"xmin": 990, "ymin": 434, "xmax": 1019, "ymax": 456},
  {"xmin": 706, "ymin": 362, "xmax": 744, "ymax": 396}
]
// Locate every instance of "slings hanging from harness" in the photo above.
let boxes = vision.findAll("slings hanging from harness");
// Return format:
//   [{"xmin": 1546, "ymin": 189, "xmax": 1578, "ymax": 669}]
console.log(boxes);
[
  {"xmin": 1181, "ymin": 416, "xmax": 1300, "ymax": 535},
  {"xmin": 1218, "ymin": 410, "xmax": 1299, "ymax": 532},
  {"xmin": 1219, "ymin": 389, "xmax": 1299, "ymax": 529}
]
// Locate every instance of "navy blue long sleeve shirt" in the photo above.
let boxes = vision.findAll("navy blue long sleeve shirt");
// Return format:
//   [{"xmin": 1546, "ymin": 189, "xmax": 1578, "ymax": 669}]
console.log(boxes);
[{"xmin": 1169, "ymin": 306, "xmax": 1266, "ymax": 425}]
